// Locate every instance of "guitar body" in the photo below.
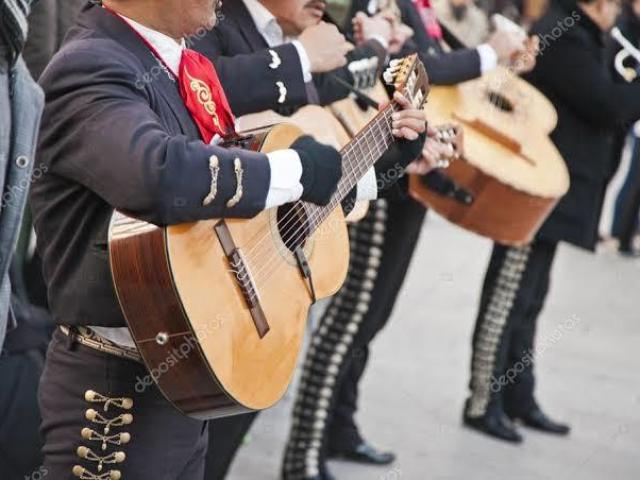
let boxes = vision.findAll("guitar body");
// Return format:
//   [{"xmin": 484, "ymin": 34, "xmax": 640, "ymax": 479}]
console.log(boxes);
[
  {"xmin": 109, "ymin": 124, "xmax": 350, "ymax": 419},
  {"xmin": 409, "ymin": 156, "xmax": 562, "ymax": 246},
  {"xmin": 410, "ymin": 67, "xmax": 570, "ymax": 246}
]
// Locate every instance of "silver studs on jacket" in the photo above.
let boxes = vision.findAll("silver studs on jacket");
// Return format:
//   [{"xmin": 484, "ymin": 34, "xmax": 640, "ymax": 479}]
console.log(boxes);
[
  {"xmin": 73, "ymin": 390, "xmax": 134, "ymax": 480},
  {"xmin": 202, "ymin": 155, "xmax": 220, "ymax": 207},
  {"xmin": 226, "ymin": 157, "xmax": 244, "ymax": 208}
]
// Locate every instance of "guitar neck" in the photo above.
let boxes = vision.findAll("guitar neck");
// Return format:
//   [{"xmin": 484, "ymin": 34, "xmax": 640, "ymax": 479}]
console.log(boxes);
[{"xmin": 306, "ymin": 103, "xmax": 399, "ymax": 231}]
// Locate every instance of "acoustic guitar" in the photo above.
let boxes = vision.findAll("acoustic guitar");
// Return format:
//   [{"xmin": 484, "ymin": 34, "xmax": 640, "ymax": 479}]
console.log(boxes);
[
  {"xmin": 409, "ymin": 66, "xmax": 570, "ymax": 246},
  {"xmin": 108, "ymin": 54, "xmax": 430, "ymax": 419}
]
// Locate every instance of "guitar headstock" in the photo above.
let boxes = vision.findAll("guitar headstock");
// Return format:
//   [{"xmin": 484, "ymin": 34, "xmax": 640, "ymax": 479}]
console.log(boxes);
[{"xmin": 383, "ymin": 54, "xmax": 431, "ymax": 111}]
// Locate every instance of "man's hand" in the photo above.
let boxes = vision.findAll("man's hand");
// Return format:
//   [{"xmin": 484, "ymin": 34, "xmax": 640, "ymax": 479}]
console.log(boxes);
[
  {"xmin": 298, "ymin": 22, "xmax": 354, "ymax": 73},
  {"xmin": 390, "ymin": 91, "xmax": 427, "ymax": 141},
  {"xmin": 352, "ymin": 12, "xmax": 393, "ymax": 46},
  {"xmin": 378, "ymin": 9, "xmax": 414, "ymax": 54},
  {"xmin": 292, "ymin": 136, "xmax": 342, "ymax": 206},
  {"xmin": 512, "ymin": 35, "xmax": 540, "ymax": 74},
  {"xmin": 487, "ymin": 29, "xmax": 527, "ymax": 63}
]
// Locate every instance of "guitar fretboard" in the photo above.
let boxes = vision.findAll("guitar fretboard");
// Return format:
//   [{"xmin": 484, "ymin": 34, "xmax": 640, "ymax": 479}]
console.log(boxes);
[{"xmin": 306, "ymin": 103, "xmax": 399, "ymax": 231}]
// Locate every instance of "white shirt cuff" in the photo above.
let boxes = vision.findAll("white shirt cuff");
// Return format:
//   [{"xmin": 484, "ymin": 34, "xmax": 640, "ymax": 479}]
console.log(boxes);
[
  {"xmin": 368, "ymin": 34, "xmax": 389, "ymax": 50},
  {"xmin": 265, "ymin": 149, "xmax": 304, "ymax": 208},
  {"xmin": 90, "ymin": 327, "xmax": 137, "ymax": 349},
  {"xmin": 292, "ymin": 40, "xmax": 313, "ymax": 83},
  {"xmin": 477, "ymin": 44, "xmax": 499, "ymax": 74},
  {"xmin": 356, "ymin": 167, "xmax": 378, "ymax": 201}
]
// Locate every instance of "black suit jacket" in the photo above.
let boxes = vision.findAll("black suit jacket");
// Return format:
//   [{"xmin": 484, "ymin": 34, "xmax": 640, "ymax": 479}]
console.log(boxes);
[
  {"xmin": 194, "ymin": 0, "xmax": 388, "ymax": 113},
  {"xmin": 527, "ymin": 0, "xmax": 640, "ymax": 250},
  {"xmin": 32, "ymin": 3, "xmax": 273, "ymax": 328}
]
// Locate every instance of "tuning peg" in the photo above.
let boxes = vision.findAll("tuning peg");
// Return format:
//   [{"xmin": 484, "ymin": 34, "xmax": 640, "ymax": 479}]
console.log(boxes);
[{"xmin": 383, "ymin": 69, "xmax": 396, "ymax": 85}]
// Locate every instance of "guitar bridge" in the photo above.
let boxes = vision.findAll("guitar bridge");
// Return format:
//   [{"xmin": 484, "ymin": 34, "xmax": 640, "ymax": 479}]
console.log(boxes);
[{"xmin": 214, "ymin": 220, "xmax": 270, "ymax": 338}]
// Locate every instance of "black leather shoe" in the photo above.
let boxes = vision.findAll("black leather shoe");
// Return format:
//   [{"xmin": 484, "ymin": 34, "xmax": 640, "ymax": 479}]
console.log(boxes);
[
  {"xmin": 329, "ymin": 441, "xmax": 396, "ymax": 465},
  {"xmin": 510, "ymin": 407, "xmax": 571, "ymax": 435},
  {"xmin": 463, "ymin": 412, "xmax": 523, "ymax": 443}
]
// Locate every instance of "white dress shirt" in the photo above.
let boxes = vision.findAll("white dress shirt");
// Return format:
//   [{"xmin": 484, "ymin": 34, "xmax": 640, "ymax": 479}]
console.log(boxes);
[{"xmin": 476, "ymin": 44, "xmax": 499, "ymax": 74}]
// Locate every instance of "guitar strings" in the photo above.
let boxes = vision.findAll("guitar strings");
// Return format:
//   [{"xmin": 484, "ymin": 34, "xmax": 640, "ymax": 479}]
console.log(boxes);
[
  {"xmin": 236, "ymin": 110, "xmax": 389, "ymax": 265},
  {"xmin": 235, "ymin": 66, "xmax": 420, "ymax": 263},
  {"xmin": 246, "ymin": 117, "xmax": 460, "ymax": 294},
  {"xmin": 242, "ymin": 107, "xmax": 397, "ymax": 295},
  {"xmin": 238, "ymin": 70, "xmax": 425, "ymax": 293}
]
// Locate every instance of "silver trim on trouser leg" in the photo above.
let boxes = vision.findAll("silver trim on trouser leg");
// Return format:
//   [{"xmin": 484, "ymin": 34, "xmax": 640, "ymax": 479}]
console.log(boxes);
[
  {"xmin": 282, "ymin": 200, "xmax": 388, "ymax": 480},
  {"xmin": 467, "ymin": 244, "xmax": 532, "ymax": 418}
]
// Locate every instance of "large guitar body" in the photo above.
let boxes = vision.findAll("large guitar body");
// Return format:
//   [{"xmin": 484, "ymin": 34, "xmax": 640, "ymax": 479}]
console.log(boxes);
[
  {"xmin": 109, "ymin": 124, "xmax": 350, "ymax": 419},
  {"xmin": 410, "ymin": 67, "xmax": 570, "ymax": 246}
]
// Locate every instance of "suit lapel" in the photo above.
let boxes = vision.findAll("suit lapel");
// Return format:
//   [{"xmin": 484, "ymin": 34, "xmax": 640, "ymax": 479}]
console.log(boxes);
[
  {"xmin": 78, "ymin": 3, "xmax": 199, "ymax": 138},
  {"xmin": 222, "ymin": 0, "xmax": 270, "ymax": 51}
]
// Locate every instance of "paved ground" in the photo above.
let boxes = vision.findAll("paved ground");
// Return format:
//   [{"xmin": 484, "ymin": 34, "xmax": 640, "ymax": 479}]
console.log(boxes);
[{"xmin": 227, "ymin": 214, "xmax": 640, "ymax": 480}]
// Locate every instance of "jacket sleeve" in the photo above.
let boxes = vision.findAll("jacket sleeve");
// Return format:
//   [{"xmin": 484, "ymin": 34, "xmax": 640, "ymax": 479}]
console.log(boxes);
[
  {"xmin": 194, "ymin": 30, "xmax": 309, "ymax": 116},
  {"xmin": 38, "ymin": 46, "xmax": 271, "ymax": 226},
  {"xmin": 313, "ymin": 39, "xmax": 388, "ymax": 105},
  {"xmin": 397, "ymin": 0, "xmax": 482, "ymax": 85},
  {"xmin": 528, "ymin": 35, "xmax": 640, "ymax": 127}
]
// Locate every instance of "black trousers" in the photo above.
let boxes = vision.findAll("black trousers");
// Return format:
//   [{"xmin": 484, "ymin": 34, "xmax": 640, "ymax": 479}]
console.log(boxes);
[
  {"xmin": 203, "ymin": 412, "xmax": 258, "ymax": 480},
  {"xmin": 283, "ymin": 196, "xmax": 427, "ymax": 478},
  {"xmin": 613, "ymin": 134, "xmax": 640, "ymax": 251},
  {"xmin": 328, "ymin": 197, "xmax": 427, "ymax": 449},
  {"xmin": 466, "ymin": 238, "xmax": 558, "ymax": 418},
  {"xmin": 0, "ymin": 350, "xmax": 45, "ymax": 480},
  {"xmin": 39, "ymin": 329, "xmax": 208, "ymax": 480},
  {"xmin": 0, "ymin": 300, "xmax": 52, "ymax": 480}
]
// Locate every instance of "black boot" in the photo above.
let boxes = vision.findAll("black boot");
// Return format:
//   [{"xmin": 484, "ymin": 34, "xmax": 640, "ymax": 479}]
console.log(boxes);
[
  {"xmin": 463, "ymin": 400, "xmax": 523, "ymax": 443},
  {"xmin": 508, "ymin": 407, "xmax": 571, "ymax": 435}
]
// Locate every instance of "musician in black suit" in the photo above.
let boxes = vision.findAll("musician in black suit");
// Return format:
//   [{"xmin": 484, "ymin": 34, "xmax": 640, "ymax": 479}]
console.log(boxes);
[
  {"xmin": 465, "ymin": 0, "xmax": 640, "ymax": 443},
  {"xmin": 31, "ymin": 2, "xmax": 427, "ymax": 478},
  {"xmin": 194, "ymin": 0, "xmax": 392, "ymax": 115},
  {"xmin": 281, "ymin": 1, "xmax": 538, "ymax": 478}
]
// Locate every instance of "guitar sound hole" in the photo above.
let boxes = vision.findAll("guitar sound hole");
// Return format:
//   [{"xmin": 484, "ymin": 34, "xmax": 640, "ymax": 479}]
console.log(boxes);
[
  {"xmin": 277, "ymin": 203, "xmax": 310, "ymax": 253},
  {"xmin": 487, "ymin": 91, "xmax": 515, "ymax": 112}
]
